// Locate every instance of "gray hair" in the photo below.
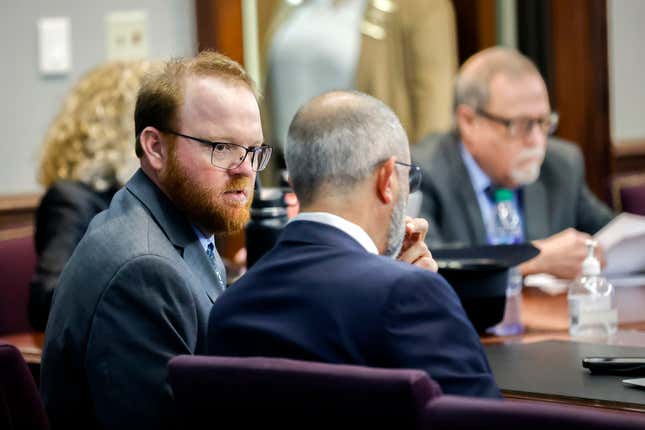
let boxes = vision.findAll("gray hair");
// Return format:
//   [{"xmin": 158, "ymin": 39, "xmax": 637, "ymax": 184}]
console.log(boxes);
[
  {"xmin": 285, "ymin": 91, "xmax": 409, "ymax": 207},
  {"xmin": 454, "ymin": 46, "xmax": 542, "ymax": 113}
]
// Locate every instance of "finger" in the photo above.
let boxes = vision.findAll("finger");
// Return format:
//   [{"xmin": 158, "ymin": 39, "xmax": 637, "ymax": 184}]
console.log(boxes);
[
  {"xmin": 398, "ymin": 241, "xmax": 430, "ymax": 264},
  {"xmin": 413, "ymin": 256, "xmax": 439, "ymax": 272},
  {"xmin": 411, "ymin": 217, "xmax": 428, "ymax": 242},
  {"xmin": 401, "ymin": 220, "xmax": 420, "ymax": 250}
]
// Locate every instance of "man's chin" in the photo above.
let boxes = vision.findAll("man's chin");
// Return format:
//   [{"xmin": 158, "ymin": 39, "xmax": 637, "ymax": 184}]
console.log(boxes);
[
  {"xmin": 219, "ymin": 210, "xmax": 251, "ymax": 235},
  {"xmin": 510, "ymin": 167, "xmax": 540, "ymax": 187}
]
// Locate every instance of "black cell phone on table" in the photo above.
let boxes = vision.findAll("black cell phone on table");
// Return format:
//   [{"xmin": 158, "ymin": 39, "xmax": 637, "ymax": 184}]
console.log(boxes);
[{"xmin": 583, "ymin": 357, "xmax": 645, "ymax": 375}]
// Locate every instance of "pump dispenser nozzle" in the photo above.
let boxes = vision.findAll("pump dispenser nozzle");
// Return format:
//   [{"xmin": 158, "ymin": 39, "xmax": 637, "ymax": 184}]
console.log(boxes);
[{"xmin": 582, "ymin": 239, "xmax": 601, "ymax": 276}]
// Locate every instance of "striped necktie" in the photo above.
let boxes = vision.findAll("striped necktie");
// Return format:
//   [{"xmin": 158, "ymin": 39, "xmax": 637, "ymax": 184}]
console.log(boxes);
[
  {"xmin": 206, "ymin": 242, "xmax": 226, "ymax": 288},
  {"xmin": 206, "ymin": 242, "xmax": 216, "ymax": 265}
]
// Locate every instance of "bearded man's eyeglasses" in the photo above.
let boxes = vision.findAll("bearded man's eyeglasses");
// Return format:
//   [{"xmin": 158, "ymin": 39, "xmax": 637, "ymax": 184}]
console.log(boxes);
[
  {"xmin": 476, "ymin": 108, "xmax": 559, "ymax": 138},
  {"xmin": 395, "ymin": 161, "xmax": 422, "ymax": 193},
  {"xmin": 165, "ymin": 130, "xmax": 272, "ymax": 172}
]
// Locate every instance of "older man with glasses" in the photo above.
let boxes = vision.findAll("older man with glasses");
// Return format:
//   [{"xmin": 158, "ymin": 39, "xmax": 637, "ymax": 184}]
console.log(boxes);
[
  {"xmin": 207, "ymin": 90, "xmax": 500, "ymax": 398},
  {"xmin": 412, "ymin": 47, "xmax": 613, "ymax": 281},
  {"xmin": 41, "ymin": 51, "xmax": 268, "ymax": 430}
]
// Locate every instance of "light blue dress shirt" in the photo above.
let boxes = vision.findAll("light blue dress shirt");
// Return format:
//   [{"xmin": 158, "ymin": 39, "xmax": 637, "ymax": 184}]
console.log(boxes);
[
  {"xmin": 459, "ymin": 143, "xmax": 525, "ymax": 244},
  {"xmin": 191, "ymin": 225, "xmax": 227, "ymax": 288},
  {"xmin": 191, "ymin": 225, "xmax": 215, "ymax": 256}
]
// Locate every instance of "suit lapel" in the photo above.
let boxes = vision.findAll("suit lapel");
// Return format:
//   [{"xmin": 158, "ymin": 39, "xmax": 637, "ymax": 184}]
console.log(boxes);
[
  {"xmin": 444, "ymin": 138, "xmax": 488, "ymax": 244},
  {"xmin": 183, "ymin": 241, "xmax": 225, "ymax": 303},
  {"xmin": 126, "ymin": 169, "xmax": 224, "ymax": 302},
  {"xmin": 523, "ymin": 178, "xmax": 550, "ymax": 241}
]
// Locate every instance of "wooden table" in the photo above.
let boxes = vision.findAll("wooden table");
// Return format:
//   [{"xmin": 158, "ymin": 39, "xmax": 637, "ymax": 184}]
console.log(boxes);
[
  {"xmin": 481, "ymin": 285, "xmax": 645, "ymax": 347},
  {"xmin": 0, "ymin": 331, "xmax": 44, "ymax": 364},
  {"xmin": 482, "ymin": 285, "xmax": 645, "ymax": 413}
]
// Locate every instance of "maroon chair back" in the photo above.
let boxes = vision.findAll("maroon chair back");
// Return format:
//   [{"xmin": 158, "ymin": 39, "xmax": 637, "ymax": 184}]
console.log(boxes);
[
  {"xmin": 424, "ymin": 395, "xmax": 645, "ymax": 429},
  {"xmin": 168, "ymin": 355, "xmax": 442, "ymax": 429},
  {"xmin": 620, "ymin": 184, "xmax": 645, "ymax": 216},
  {"xmin": 0, "ymin": 342, "xmax": 48, "ymax": 430},
  {"xmin": 610, "ymin": 173, "xmax": 645, "ymax": 216},
  {"xmin": 0, "ymin": 229, "xmax": 35, "ymax": 335}
]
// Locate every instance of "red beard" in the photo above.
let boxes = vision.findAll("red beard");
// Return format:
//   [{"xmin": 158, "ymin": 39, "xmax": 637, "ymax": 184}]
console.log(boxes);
[{"xmin": 161, "ymin": 148, "xmax": 253, "ymax": 235}]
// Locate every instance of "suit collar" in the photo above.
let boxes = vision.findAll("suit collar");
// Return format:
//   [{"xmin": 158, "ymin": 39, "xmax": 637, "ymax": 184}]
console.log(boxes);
[
  {"xmin": 279, "ymin": 220, "xmax": 372, "ymax": 255},
  {"xmin": 125, "ymin": 169, "xmax": 224, "ymax": 302},
  {"xmin": 126, "ymin": 169, "xmax": 196, "ymax": 249},
  {"xmin": 443, "ymin": 136, "xmax": 488, "ymax": 244},
  {"xmin": 454, "ymin": 135, "xmax": 551, "ymax": 242},
  {"xmin": 459, "ymin": 142, "xmax": 491, "ymax": 197},
  {"xmin": 289, "ymin": 212, "xmax": 379, "ymax": 254}
]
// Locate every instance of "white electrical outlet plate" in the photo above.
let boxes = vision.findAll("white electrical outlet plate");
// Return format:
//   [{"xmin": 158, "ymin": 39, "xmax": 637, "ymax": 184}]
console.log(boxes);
[
  {"xmin": 38, "ymin": 17, "xmax": 71, "ymax": 75},
  {"xmin": 106, "ymin": 10, "xmax": 149, "ymax": 60}
]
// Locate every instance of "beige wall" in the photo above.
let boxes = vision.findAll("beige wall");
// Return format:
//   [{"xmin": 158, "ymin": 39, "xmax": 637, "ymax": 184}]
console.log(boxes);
[
  {"xmin": 608, "ymin": 0, "xmax": 645, "ymax": 144},
  {"xmin": 0, "ymin": 0, "xmax": 197, "ymax": 194}
]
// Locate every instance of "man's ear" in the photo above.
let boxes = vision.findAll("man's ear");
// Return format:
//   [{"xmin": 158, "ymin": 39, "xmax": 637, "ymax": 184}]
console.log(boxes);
[
  {"xmin": 456, "ymin": 104, "xmax": 477, "ymax": 144},
  {"xmin": 139, "ymin": 126, "xmax": 167, "ymax": 172},
  {"xmin": 375, "ymin": 156, "xmax": 397, "ymax": 204}
]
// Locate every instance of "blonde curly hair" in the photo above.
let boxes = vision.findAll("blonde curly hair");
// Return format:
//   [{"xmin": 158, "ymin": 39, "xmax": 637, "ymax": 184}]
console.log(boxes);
[{"xmin": 38, "ymin": 61, "xmax": 155, "ymax": 191}]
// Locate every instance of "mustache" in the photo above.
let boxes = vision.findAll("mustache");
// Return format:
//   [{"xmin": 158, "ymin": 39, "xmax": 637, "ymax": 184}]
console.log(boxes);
[
  {"xmin": 515, "ymin": 147, "xmax": 545, "ymax": 162},
  {"xmin": 224, "ymin": 178, "xmax": 253, "ymax": 192}
]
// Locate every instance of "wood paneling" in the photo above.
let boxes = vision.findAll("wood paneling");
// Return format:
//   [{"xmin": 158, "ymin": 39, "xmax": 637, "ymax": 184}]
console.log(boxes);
[
  {"xmin": 548, "ymin": 0, "xmax": 611, "ymax": 200},
  {"xmin": 0, "ymin": 193, "xmax": 40, "ymax": 230},
  {"xmin": 452, "ymin": 0, "xmax": 497, "ymax": 64},
  {"xmin": 517, "ymin": 0, "xmax": 554, "ymax": 97},
  {"xmin": 195, "ymin": 0, "xmax": 244, "ymax": 64},
  {"xmin": 612, "ymin": 140, "xmax": 645, "ymax": 174}
]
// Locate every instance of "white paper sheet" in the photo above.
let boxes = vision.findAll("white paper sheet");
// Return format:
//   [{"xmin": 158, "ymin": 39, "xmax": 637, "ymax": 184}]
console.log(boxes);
[
  {"xmin": 524, "ymin": 273, "xmax": 569, "ymax": 295},
  {"xmin": 595, "ymin": 213, "xmax": 645, "ymax": 276}
]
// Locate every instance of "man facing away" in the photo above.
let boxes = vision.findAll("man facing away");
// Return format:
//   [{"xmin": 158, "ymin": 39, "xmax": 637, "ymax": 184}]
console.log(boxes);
[
  {"xmin": 207, "ymin": 90, "xmax": 500, "ymax": 398},
  {"xmin": 413, "ymin": 47, "xmax": 613, "ymax": 280},
  {"xmin": 40, "ymin": 51, "xmax": 270, "ymax": 429}
]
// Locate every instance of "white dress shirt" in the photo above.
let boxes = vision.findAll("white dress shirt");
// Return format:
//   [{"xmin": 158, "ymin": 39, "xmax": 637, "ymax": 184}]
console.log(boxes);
[{"xmin": 289, "ymin": 211, "xmax": 379, "ymax": 254}]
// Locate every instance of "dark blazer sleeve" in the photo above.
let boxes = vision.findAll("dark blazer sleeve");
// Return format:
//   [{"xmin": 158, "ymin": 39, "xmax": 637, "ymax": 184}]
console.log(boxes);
[
  {"xmin": 29, "ymin": 182, "xmax": 112, "ymax": 331},
  {"xmin": 382, "ymin": 270, "xmax": 500, "ymax": 398},
  {"xmin": 86, "ymin": 255, "xmax": 199, "ymax": 430}
]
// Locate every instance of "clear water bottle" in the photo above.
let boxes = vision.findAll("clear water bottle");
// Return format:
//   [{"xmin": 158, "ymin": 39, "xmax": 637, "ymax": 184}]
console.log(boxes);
[
  {"xmin": 568, "ymin": 240, "xmax": 618, "ymax": 340},
  {"xmin": 487, "ymin": 188, "xmax": 524, "ymax": 336}
]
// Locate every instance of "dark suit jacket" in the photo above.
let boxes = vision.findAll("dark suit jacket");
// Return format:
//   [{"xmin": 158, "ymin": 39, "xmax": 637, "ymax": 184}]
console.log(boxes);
[
  {"xmin": 208, "ymin": 220, "xmax": 500, "ymax": 398},
  {"xmin": 29, "ymin": 180, "xmax": 117, "ymax": 331},
  {"xmin": 41, "ymin": 170, "xmax": 226, "ymax": 430},
  {"xmin": 411, "ymin": 132, "xmax": 614, "ymax": 247}
]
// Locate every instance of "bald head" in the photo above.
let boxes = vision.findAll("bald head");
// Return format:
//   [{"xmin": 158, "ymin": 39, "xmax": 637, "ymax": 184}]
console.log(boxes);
[
  {"xmin": 286, "ymin": 91, "xmax": 409, "ymax": 207},
  {"xmin": 454, "ymin": 47, "xmax": 544, "ymax": 113}
]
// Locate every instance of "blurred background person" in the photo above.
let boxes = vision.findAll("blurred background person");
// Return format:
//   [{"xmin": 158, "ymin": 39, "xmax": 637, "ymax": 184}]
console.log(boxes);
[
  {"xmin": 258, "ymin": 0, "xmax": 458, "ymax": 185},
  {"xmin": 412, "ymin": 47, "xmax": 613, "ymax": 280},
  {"xmin": 29, "ymin": 60, "xmax": 154, "ymax": 331}
]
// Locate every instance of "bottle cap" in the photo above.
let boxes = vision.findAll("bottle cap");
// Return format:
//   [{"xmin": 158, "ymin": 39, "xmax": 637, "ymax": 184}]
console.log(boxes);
[
  {"xmin": 494, "ymin": 188, "xmax": 514, "ymax": 203},
  {"xmin": 582, "ymin": 239, "xmax": 601, "ymax": 276}
]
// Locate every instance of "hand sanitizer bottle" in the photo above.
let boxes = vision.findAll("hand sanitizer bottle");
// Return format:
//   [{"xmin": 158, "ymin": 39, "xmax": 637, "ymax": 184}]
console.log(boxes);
[{"xmin": 568, "ymin": 240, "xmax": 618, "ymax": 340}]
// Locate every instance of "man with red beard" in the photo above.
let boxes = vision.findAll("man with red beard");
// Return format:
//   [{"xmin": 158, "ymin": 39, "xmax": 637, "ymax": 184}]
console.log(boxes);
[
  {"xmin": 41, "ymin": 51, "xmax": 270, "ymax": 430},
  {"xmin": 412, "ymin": 47, "xmax": 613, "ymax": 280}
]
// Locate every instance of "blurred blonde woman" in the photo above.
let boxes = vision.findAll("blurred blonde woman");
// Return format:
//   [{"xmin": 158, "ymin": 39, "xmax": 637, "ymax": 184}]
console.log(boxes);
[{"xmin": 30, "ymin": 61, "xmax": 154, "ymax": 331}]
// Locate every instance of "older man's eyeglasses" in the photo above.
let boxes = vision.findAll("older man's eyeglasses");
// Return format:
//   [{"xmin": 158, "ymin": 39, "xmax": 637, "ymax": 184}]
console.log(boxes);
[
  {"xmin": 476, "ymin": 108, "xmax": 559, "ymax": 138},
  {"xmin": 395, "ymin": 161, "xmax": 422, "ymax": 193},
  {"xmin": 165, "ymin": 130, "xmax": 272, "ymax": 172}
]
